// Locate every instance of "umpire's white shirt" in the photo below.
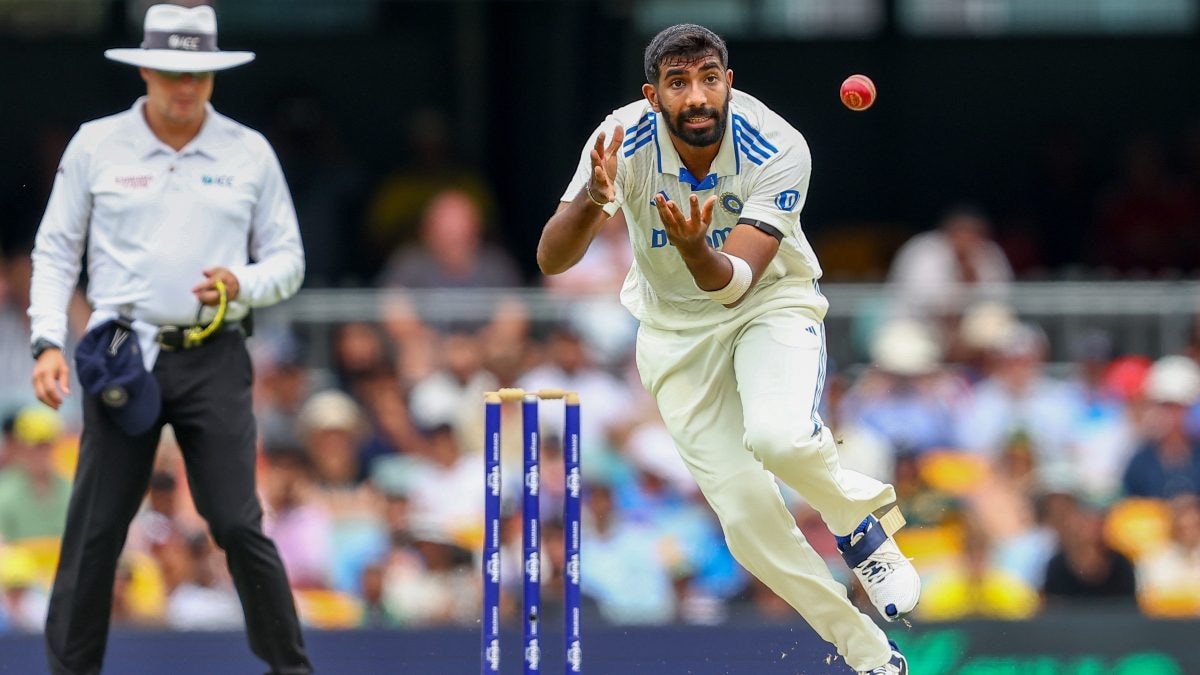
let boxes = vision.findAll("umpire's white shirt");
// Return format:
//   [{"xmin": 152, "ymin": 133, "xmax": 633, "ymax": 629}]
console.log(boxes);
[
  {"xmin": 562, "ymin": 89, "xmax": 827, "ymax": 331},
  {"xmin": 29, "ymin": 97, "xmax": 304, "ymax": 368}
]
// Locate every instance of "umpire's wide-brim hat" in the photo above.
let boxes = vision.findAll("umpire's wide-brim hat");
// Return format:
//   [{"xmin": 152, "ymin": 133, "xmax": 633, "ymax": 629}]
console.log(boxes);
[{"xmin": 105, "ymin": 4, "xmax": 254, "ymax": 72}]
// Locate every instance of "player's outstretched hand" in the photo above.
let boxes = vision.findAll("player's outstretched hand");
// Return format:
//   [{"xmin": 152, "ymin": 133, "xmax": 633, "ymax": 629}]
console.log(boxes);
[
  {"xmin": 656, "ymin": 193, "xmax": 717, "ymax": 252},
  {"xmin": 588, "ymin": 126, "xmax": 624, "ymax": 203}
]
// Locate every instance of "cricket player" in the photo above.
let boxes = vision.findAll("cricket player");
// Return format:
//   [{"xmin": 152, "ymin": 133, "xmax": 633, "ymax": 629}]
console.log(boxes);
[{"xmin": 538, "ymin": 24, "xmax": 917, "ymax": 674}]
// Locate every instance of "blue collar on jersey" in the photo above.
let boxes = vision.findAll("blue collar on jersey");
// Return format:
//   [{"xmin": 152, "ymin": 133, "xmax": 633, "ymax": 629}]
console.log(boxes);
[{"xmin": 678, "ymin": 167, "xmax": 718, "ymax": 191}]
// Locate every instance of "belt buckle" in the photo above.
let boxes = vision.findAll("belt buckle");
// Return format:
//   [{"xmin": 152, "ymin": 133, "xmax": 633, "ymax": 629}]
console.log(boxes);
[{"xmin": 156, "ymin": 325, "xmax": 182, "ymax": 352}]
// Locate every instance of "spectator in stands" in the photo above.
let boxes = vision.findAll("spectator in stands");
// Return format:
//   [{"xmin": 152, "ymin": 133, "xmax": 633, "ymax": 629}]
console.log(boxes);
[
  {"xmin": 1067, "ymin": 330, "xmax": 1139, "ymax": 500},
  {"xmin": 331, "ymin": 322, "xmax": 393, "ymax": 393},
  {"xmin": 381, "ymin": 523, "xmax": 476, "ymax": 626},
  {"xmin": 407, "ymin": 327, "xmax": 497, "ymax": 447},
  {"xmin": 158, "ymin": 531, "xmax": 243, "ymax": 631},
  {"xmin": 358, "ymin": 562, "xmax": 396, "ymax": 628},
  {"xmin": 0, "ymin": 547, "xmax": 49, "ymax": 632},
  {"xmin": 0, "ymin": 406, "xmax": 70, "ymax": 544},
  {"xmin": 891, "ymin": 451, "xmax": 961, "ymax": 528},
  {"xmin": 351, "ymin": 365, "xmax": 426, "ymax": 471},
  {"xmin": 405, "ymin": 423, "xmax": 481, "ymax": 549},
  {"xmin": 378, "ymin": 294, "xmax": 440, "ymax": 386},
  {"xmin": 378, "ymin": 189, "xmax": 521, "ymax": 289},
  {"xmin": 919, "ymin": 524, "xmax": 1040, "ymax": 620},
  {"xmin": 956, "ymin": 323, "xmax": 1086, "ymax": 477},
  {"xmin": 262, "ymin": 452, "xmax": 333, "ymax": 589},
  {"xmin": 622, "ymin": 437, "xmax": 741, "ymax": 623},
  {"xmin": 580, "ymin": 483, "xmax": 675, "ymax": 624},
  {"xmin": 329, "ymin": 322, "xmax": 425, "ymax": 462},
  {"xmin": 252, "ymin": 333, "xmax": 312, "ymax": 454},
  {"xmin": 1042, "ymin": 506, "xmax": 1137, "ymax": 606},
  {"xmin": 887, "ymin": 204, "xmax": 1013, "ymax": 320},
  {"xmin": 125, "ymin": 470, "xmax": 183, "ymax": 555},
  {"xmin": 1122, "ymin": 356, "xmax": 1200, "ymax": 498},
  {"xmin": 820, "ymin": 370, "xmax": 892, "ymax": 482},
  {"xmin": 997, "ymin": 489, "xmax": 1079, "ymax": 589},
  {"xmin": 950, "ymin": 301, "xmax": 1018, "ymax": 382},
  {"xmin": 363, "ymin": 108, "xmax": 497, "ymax": 276},
  {"xmin": 966, "ymin": 431, "xmax": 1041, "ymax": 545},
  {"xmin": 1136, "ymin": 495, "xmax": 1200, "ymax": 616},
  {"xmin": 842, "ymin": 319, "xmax": 961, "ymax": 457},
  {"xmin": 518, "ymin": 327, "xmax": 632, "ymax": 456},
  {"xmin": 299, "ymin": 391, "xmax": 370, "ymax": 489}
]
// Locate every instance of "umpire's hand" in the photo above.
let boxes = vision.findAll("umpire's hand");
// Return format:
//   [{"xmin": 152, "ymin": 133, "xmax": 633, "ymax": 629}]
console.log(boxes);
[
  {"xmin": 192, "ymin": 267, "xmax": 241, "ymax": 306},
  {"xmin": 32, "ymin": 348, "xmax": 71, "ymax": 410}
]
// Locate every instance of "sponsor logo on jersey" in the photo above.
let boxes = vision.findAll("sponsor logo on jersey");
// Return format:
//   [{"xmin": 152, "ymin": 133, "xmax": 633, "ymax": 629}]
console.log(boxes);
[
  {"xmin": 202, "ymin": 175, "xmax": 234, "ymax": 187},
  {"xmin": 651, "ymin": 227, "xmax": 732, "ymax": 250},
  {"xmin": 115, "ymin": 175, "xmax": 153, "ymax": 189},
  {"xmin": 775, "ymin": 189, "xmax": 800, "ymax": 211}
]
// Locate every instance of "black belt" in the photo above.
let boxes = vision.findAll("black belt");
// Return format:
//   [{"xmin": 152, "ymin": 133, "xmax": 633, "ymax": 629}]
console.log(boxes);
[{"xmin": 155, "ymin": 321, "xmax": 244, "ymax": 351}]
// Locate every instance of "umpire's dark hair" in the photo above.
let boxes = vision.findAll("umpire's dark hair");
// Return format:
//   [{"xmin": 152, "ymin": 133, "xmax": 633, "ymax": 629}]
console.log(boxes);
[{"xmin": 643, "ymin": 24, "xmax": 729, "ymax": 84}]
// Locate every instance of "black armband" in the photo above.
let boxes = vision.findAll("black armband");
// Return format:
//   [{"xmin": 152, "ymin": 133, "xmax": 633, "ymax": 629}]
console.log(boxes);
[{"xmin": 737, "ymin": 218, "xmax": 784, "ymax": 242}]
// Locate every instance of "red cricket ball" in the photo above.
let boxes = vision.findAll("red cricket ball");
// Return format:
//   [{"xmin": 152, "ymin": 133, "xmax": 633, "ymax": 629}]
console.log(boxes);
[{"xmin": 840, "ymin": 74, "xmax": 877, "ymax": 111}]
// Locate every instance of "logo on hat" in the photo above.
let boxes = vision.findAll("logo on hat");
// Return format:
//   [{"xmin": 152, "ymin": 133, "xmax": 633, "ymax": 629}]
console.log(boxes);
[
  {"xmin": 102, "ymin": 386, "xmax": 129, "ymax": 408},
  {"xmin": 75, "ymin": 318, "xmax": 162, "ymax": 437},
  {"xmin": 104, "ymin": 4, "xmax": 255, "ymax": 73},
  {"xmin": 167, "ymin": 34, "xmax": 201, "ymax": 51}
]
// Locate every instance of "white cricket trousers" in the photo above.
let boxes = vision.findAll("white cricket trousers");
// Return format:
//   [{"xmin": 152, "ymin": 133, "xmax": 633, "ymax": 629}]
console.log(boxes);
[{"xmin": 635, "ymin": 304, "xmax": 895, "ymax": 671}]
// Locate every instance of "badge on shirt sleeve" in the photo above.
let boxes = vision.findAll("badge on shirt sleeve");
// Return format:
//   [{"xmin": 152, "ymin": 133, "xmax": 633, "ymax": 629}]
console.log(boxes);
[{"xmin": 775, "ymin": 190, "xmax": 800, "ymax": 211}]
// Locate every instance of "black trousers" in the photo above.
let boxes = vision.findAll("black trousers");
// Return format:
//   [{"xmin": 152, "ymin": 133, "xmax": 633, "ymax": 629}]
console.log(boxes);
[{"xmin": 45, "ymin": 331, "xmax": 312, "ymax": 675}]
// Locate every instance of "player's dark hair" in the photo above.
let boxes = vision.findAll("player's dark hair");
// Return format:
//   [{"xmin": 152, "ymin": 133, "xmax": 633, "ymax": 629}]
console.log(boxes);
[{"xmin": 643, "ymin": 24, "xmax": 728, "ymax": 84}]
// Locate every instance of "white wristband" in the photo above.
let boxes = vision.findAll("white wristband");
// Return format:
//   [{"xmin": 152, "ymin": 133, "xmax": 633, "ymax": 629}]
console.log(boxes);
[{"xmin": 704, "ymin": 252, "xmax": 753, "ymax": 305}]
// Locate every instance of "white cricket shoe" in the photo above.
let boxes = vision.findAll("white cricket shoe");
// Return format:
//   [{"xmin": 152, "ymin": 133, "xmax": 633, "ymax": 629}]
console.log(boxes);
[{"xmin": 836, "ymin": 513, "xmax": 921, "ymax": 622}]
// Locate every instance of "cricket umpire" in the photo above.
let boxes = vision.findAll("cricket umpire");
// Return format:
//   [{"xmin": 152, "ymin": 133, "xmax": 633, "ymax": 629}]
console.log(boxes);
[{"xmin": 28, "ymin": 5, "xmax": 312, "ymax": 674}]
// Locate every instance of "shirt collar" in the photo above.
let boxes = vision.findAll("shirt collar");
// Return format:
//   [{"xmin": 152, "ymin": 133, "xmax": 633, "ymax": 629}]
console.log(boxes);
[
  {"xmin": 128, "ymin": 96, "xmax": 221, "ymax": 160},
  {"xmin": 653, "ymin": 100, "xmax": 740, "ymax": 191}
]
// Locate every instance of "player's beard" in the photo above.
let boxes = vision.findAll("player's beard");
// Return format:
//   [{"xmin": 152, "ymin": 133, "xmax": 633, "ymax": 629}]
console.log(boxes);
[{"xmin": 662, "ymin": 90, "xmax": 731, "ymax": 149}]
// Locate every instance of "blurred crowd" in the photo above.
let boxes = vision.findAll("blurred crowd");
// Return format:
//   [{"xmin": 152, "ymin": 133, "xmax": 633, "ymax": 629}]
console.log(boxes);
[
  {"xmin": 3, "ymin": 101, "xmax": 1200, "ymax": 636},
  {"xmin": 2, "ymin": 265, "xmax": 1200, "ymax": 633}
]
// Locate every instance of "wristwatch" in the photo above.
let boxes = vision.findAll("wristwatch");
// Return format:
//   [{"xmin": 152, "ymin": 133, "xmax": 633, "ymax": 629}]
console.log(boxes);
[{"xmin": 31, "ymin": 337, "xmax": 61, "ymax": 361}]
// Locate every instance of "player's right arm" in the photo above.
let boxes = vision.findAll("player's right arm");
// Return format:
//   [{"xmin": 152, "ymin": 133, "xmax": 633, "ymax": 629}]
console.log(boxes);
[
  {"xmin": 30, "ymin": 130, "xmax": 91, "ymax": 409},
  {"xmin": 537, "ymin": 125, "xmax": 624, "ymax": 275}
]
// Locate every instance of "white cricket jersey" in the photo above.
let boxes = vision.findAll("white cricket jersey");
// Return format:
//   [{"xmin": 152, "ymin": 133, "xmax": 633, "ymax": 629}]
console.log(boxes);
[
  {"xmin": 29, "ymin": 97, "xmax": 304, "ymax": 367},
  {"xmin": 562, "ymin": 89, "xmax": 828, "ymax": 331}
]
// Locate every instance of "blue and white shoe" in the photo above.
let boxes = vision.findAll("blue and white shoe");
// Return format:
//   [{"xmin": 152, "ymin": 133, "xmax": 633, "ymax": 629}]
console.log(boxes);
[
  {"xmin": 859, "ymin": 640, "xmax": 907, "ymax": 675},
  {"xmin": 836, "ymin": 509, "xmax": 921, "ymax": 622}
]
